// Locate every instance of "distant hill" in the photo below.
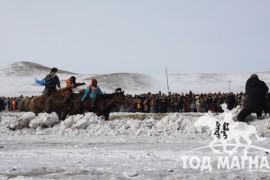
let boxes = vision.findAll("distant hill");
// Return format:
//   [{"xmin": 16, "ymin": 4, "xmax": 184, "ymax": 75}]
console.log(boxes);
[
  {"xmin": 88, "ymin": 73, "xmax": 151, "ymax": 92},
  {"xmin": 0, "ymin": 61, "xmax": 154, "ymax": 96},
  {"xmin": 0, "ymin": 61, "xmax": 270, "ymax": 97},
  {"xmin": 0, "ymin": 61, "xmax": 75, "ymax": 76}
]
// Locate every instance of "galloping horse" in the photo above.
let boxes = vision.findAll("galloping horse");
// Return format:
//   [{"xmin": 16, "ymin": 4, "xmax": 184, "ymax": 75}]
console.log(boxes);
[
  {"xmin": 43, "ymin": 88, "xmax": 126, "ymax": 120},
  {"xmin": 29, "ymin": 96, "xmax": 48, "ymax": 115},
  {"xmin": 29, "ymin": 88, "xmax": 67, "ymax": 116},
  {"xmin": 93, "ymin": 88, "xmax": 126, "ymax": 120}
]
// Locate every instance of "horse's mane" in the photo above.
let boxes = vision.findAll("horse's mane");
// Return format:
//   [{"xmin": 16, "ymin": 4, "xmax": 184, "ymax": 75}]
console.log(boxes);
[
  {"xmin": 96, "ymin": 88, "xmax": 123, "ymax": 100},
  {"xmin": 96, "ymin": 93, "xmax": 115, "ymax": 100}
]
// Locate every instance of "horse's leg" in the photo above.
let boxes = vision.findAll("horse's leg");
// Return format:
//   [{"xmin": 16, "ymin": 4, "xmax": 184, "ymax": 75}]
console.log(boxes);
[
  {"xmin": 44, "ymin": 100, "xmax": 53, "ymax": 114},
  {"xmin": 30, "ymin": 101, "xmax": 38, "ymax": 115},
  {"xmin": 242, "ymin": 135, "xmax": 252, "ymax": 156},
  {"xmin": 223, "ymin": 140, "xmax": 235, "ymax": 156},
  {"xmin": 60, "ymin": 110, "xmax": 68, "ymax": 120},
  {"xmin": 32, "ymin": 107, "xmax": 39, "ymax": 116},
  {"xmin": 104, "ymin": 113, "xmax": 109, "ymax": 121},
  {"xmin": 210, "ymin": 139, "xmax": 221, "ymax": 153},
  {"xmin": 222, "ymin": 141, "xmax": 230, "ymax": 155},
  {"xmin": 230, "ymin": 137, "xmax": 241, "ymax": 154},
  {"xmin": 69, "ymin": 102, "xmax": 80, "ymax": 116}
]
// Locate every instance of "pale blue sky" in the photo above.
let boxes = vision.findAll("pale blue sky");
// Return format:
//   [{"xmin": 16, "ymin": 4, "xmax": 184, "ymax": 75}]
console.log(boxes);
[{"xmin": 0, "ymin": 0, "xmax": 270, "ymax": 75}]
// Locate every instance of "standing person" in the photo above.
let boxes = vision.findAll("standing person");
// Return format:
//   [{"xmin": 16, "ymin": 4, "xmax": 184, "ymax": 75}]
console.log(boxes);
[
  {"xmin": 149, "ymin": 96, "xmax": 156, "ymax": 113},
  {"xmin": 143, "ymin": 98, "xmax": 149, "ymax": 113},
  {"xmin": 136, "ymin": 98, "xmax": 142, "ymax": 112},
  {"xmin": 155, "ymin": 96, "xmax": 161, "ymax": 113},
  {"xmin": 227, "ymin": 92, "xmax": 236, "ymax": 110},
  {"xmin": 12, "ymin": 98, "xmax": 17, "ymax": 111},
  {"xmin": 63, "ymin": 76, "xmax": 85, "ymax": 106},
  {"xmin": 178, "ymin": 96, "xmax": 184, "ymax": 113},
  {"xmin": 190, "ymin": 97, "xmax": 196, "ymax": 112},
  {"xmin": 42, "ymin": 67, "xmax": 61, "ymax": 96},
  {"xmin": 237, "ymin": 74, "xmax": 269, "ymax": 122},
  {"xmin": 0, "ymin": 97, "xmax": 4, "ymax": 112},
  {"xmin": 81, "ymin": 78, "xmax": 103, "ymax": 108},
  {"xmin": 4, "ymin": 98, "xmax": 8, "ymax": 111}
]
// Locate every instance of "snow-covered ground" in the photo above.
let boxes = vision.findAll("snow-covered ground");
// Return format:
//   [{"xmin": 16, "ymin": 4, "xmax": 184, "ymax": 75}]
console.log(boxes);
[
  {"xmin": 1, "ymin": 61, "xmax": 270, "ymax": 179},
  {"xmin": 1, "ymin": 111, "xmax": 270, "ymax": 179}
]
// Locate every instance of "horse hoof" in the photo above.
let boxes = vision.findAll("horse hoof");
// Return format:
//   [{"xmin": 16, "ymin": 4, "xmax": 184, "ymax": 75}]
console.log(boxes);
[{"xmin": 8, "ymin": 126, "xmax": 16, "ymax": 131}]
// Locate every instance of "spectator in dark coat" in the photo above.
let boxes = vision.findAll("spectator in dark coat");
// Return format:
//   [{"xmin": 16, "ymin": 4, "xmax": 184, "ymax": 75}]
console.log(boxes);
[
  {"xmin": 227, "ymin": 92, "xmax": 236, "ymax": 110},
  {"xmin": 0, "ymin": 98, "xmax": 4, "ymax": 111},
  {"xmin": 237, "ymin": 74, "xmax": 269, "ymax": 122}
]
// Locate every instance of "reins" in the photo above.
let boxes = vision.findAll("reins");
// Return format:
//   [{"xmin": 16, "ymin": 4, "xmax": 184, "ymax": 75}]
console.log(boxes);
[{"xmin": 114, "ymin": 95, "xmax": 120, "ymax": 105}]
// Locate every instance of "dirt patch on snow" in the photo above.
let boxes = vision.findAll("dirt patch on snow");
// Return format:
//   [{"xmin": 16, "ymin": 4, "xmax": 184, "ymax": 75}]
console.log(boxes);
[{"xmin": 109, "ymin": 113, "xmax": 168, "ymax": 121}]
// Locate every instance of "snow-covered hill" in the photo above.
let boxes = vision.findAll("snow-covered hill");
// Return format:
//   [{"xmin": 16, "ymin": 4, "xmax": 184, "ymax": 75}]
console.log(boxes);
[
  {"xmin": 0, "ymin": 61, "xmax": 155, "ymax": 96},
  {"xmin": 1, "ymin": 61, "xmax": 270, "ymax": 97},
  {"xmin": 0, "ymin": 61, "xmax": 75, "ymax": 76}
]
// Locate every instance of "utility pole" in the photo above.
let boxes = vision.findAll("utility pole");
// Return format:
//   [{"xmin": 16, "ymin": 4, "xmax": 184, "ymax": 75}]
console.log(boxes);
[
  {"xmin": 166, "ymin": 67, "xmax": 170, "ymax": 94},
  {"xmin": 228, "ymin": 81, "xmax": 231, "ymax": 93}
]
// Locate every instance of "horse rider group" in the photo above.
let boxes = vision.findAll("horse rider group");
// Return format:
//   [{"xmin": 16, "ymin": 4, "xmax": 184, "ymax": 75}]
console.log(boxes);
[{"xmin": 41, "ymin": 67, "xmax": 103, "ymax": 108}]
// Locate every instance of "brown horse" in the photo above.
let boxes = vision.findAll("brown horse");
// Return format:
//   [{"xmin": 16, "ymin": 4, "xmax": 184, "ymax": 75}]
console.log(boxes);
[
  {"xmin": 43, "ymin": 88, "xmax": 87, "ymax": 120},
  {"xmin": 18, "ymin": 96, "xmax": 33, "ymax": 112},
  {"xmin": 29, "ymin": 88, "xmax": 67, "ymax": 115},
  {"xmin": 43, "ymin": 88, "xmax": 126, "ymax": 120},
  {"xmin": 29, "ymin": 96, "xmax": 48, "ymax": 115},
  {"xmin": 43, "ymin": 93, "xmax": 67, "ymax": 120}
]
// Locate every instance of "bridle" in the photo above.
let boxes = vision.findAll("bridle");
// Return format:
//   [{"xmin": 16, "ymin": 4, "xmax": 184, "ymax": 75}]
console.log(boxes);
[
  {"xmin": 114, "ymin": 95, "xmax": 121, "ymax": 105},
  {"xmin": 113, "ymin": 93, "xmax": 124, "ymax": 106}
]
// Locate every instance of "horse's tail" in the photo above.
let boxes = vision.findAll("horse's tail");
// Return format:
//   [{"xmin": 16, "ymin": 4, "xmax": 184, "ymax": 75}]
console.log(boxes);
[
  {"xmin": 251, "ymin": 126, "xmax": 266, "ymax": 141},
  {"xmin": 255, "ymin": 133, "xmax": 266, "ymax": 141}
]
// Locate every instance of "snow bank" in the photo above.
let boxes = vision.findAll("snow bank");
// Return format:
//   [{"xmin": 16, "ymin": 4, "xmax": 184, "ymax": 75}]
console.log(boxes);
[{"xmin": 1, "ymin": 111, "xmax": 270, "ymax": 137}]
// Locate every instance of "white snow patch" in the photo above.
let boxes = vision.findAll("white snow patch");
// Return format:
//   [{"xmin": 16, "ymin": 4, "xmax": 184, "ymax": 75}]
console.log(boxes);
[{"xmin": 29, "ymin": 112, "xmax": 59, "ymax": 128}]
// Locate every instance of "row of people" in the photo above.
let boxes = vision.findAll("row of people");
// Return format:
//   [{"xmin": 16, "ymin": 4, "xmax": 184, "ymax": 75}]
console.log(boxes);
[
  {"xmin": 2, "ymin": 68, "xmax": 269, "ymax": 123},
  {"xmin": 124, "ymin": 92, "xmax": 245, "ymax": 113},
  {"xmin": 0, "ymin": 96, "xmax": 24, "ymax": 111}
]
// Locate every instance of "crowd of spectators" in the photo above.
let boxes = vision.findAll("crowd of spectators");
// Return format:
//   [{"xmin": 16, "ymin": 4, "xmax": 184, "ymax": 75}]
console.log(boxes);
[
  {"xmin": 0, "ymin": 96, "xmax": 24, "ymax": 112},
  {"xmin": 122, "ymin": 91, "xmax": 249, "ymax": 113},
  {"xmin": 1, "ymin": 91, "xmax": 269, "ymax": 114}
]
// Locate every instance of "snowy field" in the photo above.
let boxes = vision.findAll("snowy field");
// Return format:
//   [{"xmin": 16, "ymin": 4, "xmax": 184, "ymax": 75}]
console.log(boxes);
[
  {"xmin": 1, "ymin": 111, "xmax": 270, "ymax": 179},
  {"xmin": 1, "ymin": 62, "xmax": 270, "ymax": 179}
]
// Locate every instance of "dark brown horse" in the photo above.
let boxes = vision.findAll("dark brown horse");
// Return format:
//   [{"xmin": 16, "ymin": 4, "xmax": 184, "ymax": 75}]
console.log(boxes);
[
  {"xmin": 43, "ymin": 90, "xmax": 87, "ymax": 120},
  {"xmin": 44, "ymin": 88, "xmax": 126, "ymax": 120},
  {"xmin": 93, "ymin": 89, "xmax": 126, "ymax": 120}
]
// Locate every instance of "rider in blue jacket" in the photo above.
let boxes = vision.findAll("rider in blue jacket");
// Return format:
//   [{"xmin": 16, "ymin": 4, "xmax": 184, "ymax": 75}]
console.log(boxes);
[{"xmin": 81, "ymin": 79, "xmax": 103, "ymax": 107}]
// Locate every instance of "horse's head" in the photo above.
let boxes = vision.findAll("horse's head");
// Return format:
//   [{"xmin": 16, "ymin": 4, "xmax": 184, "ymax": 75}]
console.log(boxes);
[{"xmin": 114, "ymin": 88, "xmax": 126, "ymax": 106}]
